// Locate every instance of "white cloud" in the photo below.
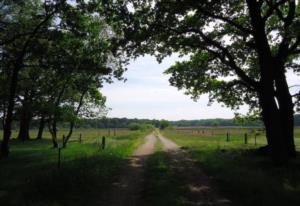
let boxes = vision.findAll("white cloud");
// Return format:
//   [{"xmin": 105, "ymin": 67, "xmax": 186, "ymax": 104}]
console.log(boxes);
[{"xmin": 102, "ymin": 55, "xmax": 299, "ymax": 120}]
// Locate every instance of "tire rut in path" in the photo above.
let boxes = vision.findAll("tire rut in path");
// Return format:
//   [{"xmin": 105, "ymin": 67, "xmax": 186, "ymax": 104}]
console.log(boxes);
[
  {"xmin": 103, "ymin": 133, "xmax": 157, "ymax": 206},
  {"xmin": 157, "ymin": 133, "xmax": 232, "ymax": 206}
]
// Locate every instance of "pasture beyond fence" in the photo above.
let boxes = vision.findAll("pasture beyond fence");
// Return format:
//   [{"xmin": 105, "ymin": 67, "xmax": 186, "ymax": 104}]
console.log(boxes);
[{"xmin": 173, "ymin": 127, "xmax": 300, "ymax": 150}]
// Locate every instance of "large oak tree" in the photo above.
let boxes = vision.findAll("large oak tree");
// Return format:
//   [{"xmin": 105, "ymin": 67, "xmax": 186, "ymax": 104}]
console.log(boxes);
[{"xmin": 103, "ymin": 0, "xmax": 300, "ymax": 160}]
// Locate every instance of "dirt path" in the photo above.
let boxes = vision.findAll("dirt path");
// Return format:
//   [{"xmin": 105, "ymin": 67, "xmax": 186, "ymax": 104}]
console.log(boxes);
[
  {"xmin": 103, "ymin": 133, "xmax": 157, "ymax": 206},
  {"xmin": 157, "ymin": 133, "xmax": 232, "ymax": 206},
  {"xmin": 104, "ymin": 132, "xmax": 231, "ymax": 206}
]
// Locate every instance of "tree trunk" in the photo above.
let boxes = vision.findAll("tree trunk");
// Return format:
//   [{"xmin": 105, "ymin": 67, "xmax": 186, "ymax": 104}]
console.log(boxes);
[
  {"xmin": 17, "ymin": 114, "xmax": 31, "ymax": 141},
  {"xmin": 0, "ymin": 11, "xmax": 54, "ymax": 157},
  {"xmin": 48, "ymin": 80, "xmax": 68, "ymax": 148},
  {"xmin": 17, "ymin": 101, "xmax": 31, "ymax": 141},
  {"xmin": 259, "ymin": 90, "xmax": 288, "ymax": 161},
  {"xmin": 62, "ymin": 90, "xmax": 87, "ymax": 148},
  {"xmin": 258, "ymin": 61, "xmax": 296, "ymax": 161},
  {"xmin": 63, "ymin": 121, "xmax": 74, "ymax": 148},
  {"xmin": 48, "ymin": 120, "xmax": 58, "ymax": 148},
  {"xmin": 274, "ymin": 62, "xmax": 296, "ymax": 157},
  {"xmin": 0, "ymin": 65, "xmax": 20, "ymax": 157},
  {"xmin": 36, "ymin": 116, "xmax": 45, "ymax": 140}
]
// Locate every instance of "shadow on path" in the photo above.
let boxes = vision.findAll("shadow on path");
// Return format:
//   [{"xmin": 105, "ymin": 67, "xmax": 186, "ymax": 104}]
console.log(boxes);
[
  {"xmin": 158, "ymin": 134, "xmax": 232, "ymax": 206},
  {"xmin": 102, "ymin": 134, "xmax": 157, "ymax": 206},
  {"xmin": 103, "ymin": 132, "xmax": 232, "ymax": 206}
]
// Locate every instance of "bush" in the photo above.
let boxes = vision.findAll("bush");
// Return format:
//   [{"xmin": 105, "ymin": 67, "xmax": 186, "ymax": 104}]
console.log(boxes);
[{"xmin": 128, "ymin": 123, "xmax": 153, "ymax": 131}]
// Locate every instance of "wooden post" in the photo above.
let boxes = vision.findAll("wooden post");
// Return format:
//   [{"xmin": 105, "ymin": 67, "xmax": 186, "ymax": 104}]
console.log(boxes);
[
  {"xmin": 226, "ymin": 132, "xmax": 230, "ymax": 142},
  {"xmin": 79, "ymin": 133, "xmax": 82, "ymax": 143},
  {"xmin": 254, "ymin": 134, "xmax": 257, "ymax": 145},
  {"xmin": 102, "ymin": 136, "xmax": 106, "ymax": 150},
  {"xmin": 244, "ymin": 133, "xmax": 248, "ymax": 144},
  {"xmin": 58, "ymin": 147, "xmax": 61, "ymax": 169},
  {"xmin": 114, "ymin": 128, "xmax": 116, "ymax": 136}
]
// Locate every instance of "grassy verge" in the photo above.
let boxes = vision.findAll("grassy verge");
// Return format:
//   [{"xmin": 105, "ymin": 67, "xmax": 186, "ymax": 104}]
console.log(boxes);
[
  {"xmin": 161, "ymin": 129, "xmax": 300, "ymax": 206},
  {"xmin": 0, "ymin": 129, "xmax": 150, "ymax": 206}
]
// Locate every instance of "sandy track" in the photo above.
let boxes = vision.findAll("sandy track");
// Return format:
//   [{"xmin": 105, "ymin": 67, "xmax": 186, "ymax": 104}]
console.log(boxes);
[
  {"xmin": 103, "ymin": 133, "xmax": 157, "ymax": 206},
  {"xmin": 157, "ymin": 132, "xmax": 232, "ymax": 206},
  {"xmin": 104, "ymin": 132, "xmax": 231, "ymax": 206}
]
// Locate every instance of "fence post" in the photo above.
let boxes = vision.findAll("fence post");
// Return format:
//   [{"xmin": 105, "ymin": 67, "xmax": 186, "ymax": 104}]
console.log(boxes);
[
  {"xmin": 58, "ymin": 147, "xmax": 61, "ymax": 169},
  {"xmin": 254, "ymin": 133, "xmax": 257, "ymax": 145},
  {"xmin": 79, "ymin": 133, "xmax": 82, "ymax": 143},
  {"xmin": 102, "ymin": 136, "xmax": 106, "ymax": 150},
  {"xmin": 114, "ymin": 128, "xmax": 116, "ymax": 136},
  {"xmin": 226, "ymin": 132, "xmax": 230, "ymax": 142},
  {"xmin": 244, "ymin": 133, "xmax": 248, "ymax": 144}
]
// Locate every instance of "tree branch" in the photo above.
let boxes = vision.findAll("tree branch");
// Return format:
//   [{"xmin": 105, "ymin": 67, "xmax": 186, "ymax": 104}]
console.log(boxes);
[
  {"xmin": 287, "ymin": 36, "xmax": 300, "ymax": 55},
  {"xmin": 205, "ymin": 47, "xmax": 258, "ymax": 92},
  {"xmin": 190, "ymin": 29, "xmax": 259, "ymax": 91},
  {"xmin": 0, "ymin": 31, "xmax": 47, "ymax": 46},
  {"xmin": 276, "ymin": 1, "xmax": 296, "ymax": 60},
  {"xmin": 263, "ymin": 0, "xmax": 288, "ymax": 21},
  {"xmin": 161, "ymin": 24, "xmax": 259, "ymax": 91},
  {"xmin": 195, "ymin": 7, "xmax": 252, "ymax": 35}
]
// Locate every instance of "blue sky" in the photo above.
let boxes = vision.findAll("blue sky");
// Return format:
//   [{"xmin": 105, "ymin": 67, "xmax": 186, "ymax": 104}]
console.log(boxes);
[{"xmin": 102, "ymin": 55, "xmax": 299, "ymax": 121}]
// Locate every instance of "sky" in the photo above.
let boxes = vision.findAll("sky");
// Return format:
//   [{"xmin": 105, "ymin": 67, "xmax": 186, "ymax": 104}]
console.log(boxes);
[
  {"xmin": 102, "ymin": 55, "xmax": 300, "ymax": 121},
  {"xmin": 101, "ymin": 55, "xmax": 250, "ymax": 121}
]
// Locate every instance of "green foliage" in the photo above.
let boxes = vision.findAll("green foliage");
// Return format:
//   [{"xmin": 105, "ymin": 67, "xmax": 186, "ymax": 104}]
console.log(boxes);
[
  {"xmin": 71, "ymin": 118, "xmax": 161, "ymax": 129},
  {"xmin": 0, "ymin": 0, "xmax": 128, "ymax": 145},
  {"xmin": 103, "ymin": 0, "xmax": 300, "ymax": 113},
  {"xmin": 159, "ymin": 119, "xmax": 169, "ymax": 130},
  {"xmin": 128, "ymin": 123, "xmax": 154, "ymax": 131}
]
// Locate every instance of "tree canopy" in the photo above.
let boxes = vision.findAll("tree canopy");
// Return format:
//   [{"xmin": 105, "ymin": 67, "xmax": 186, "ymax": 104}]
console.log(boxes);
[
  {"xmin": 0, "ymin": 0, "xmax": 127, "ymax": 156},
  {"xmin": 103, "ymin": 0, "xmax": 300, "ymax": 160}
]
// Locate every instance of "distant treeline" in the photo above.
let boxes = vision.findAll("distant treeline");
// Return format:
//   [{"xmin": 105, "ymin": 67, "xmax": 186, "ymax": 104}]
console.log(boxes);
[
  {"xmin": 4, "ymin": 115, "xmax": 300, "ymax": 130},
  {"xmin": 169, "ymin": 119, "xmax": 262, "ymax": 127},
  {"xmin": 73, "ymin": 115, "xmax": 300, "ymax": 128},
  {"xmin": 173, "ymin": 114, "xmax": 300, "ymax": 127},
  {"xmin": 76, "ymin": 118, "xmax": 162, "ymax": 128}
]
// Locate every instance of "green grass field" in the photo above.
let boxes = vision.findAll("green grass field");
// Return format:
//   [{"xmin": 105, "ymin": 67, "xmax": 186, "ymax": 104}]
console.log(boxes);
[
  {"xmin": 2, "ymin": 127, "xmax": 300, "ymax": 206},
  {"xmin": 162, "ymin": 127, "xmax": 300, "ymax": 206},
  {"xmin": 0, "ymin": 128, "xmax": 150, "ymax": 206}
]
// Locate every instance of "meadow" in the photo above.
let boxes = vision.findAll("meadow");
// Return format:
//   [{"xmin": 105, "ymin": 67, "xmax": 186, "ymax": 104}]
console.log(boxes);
[
  {"xmin": 161, "ymin": 127, "xmax": 300, "ymax": 206},
  {"xmin": 0, "ymin": 128, "xmax": 150, "ymax": 206},
  {"xmin": 2, "ymin": 127, "xmax": 300, "ymax": 206}
]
